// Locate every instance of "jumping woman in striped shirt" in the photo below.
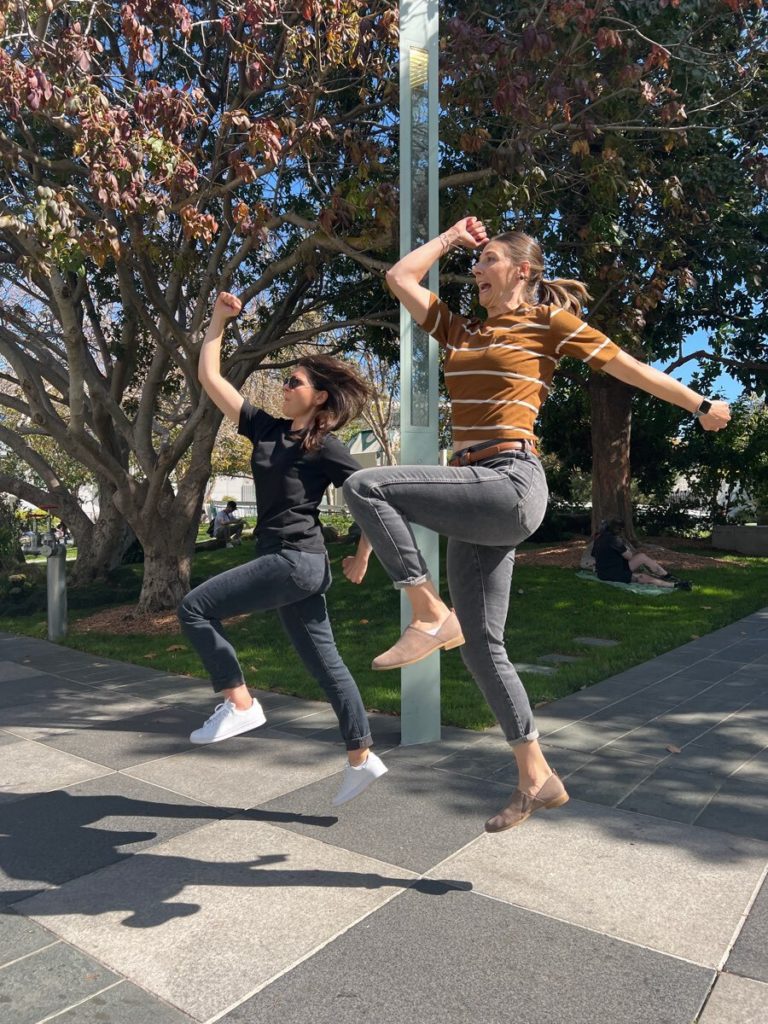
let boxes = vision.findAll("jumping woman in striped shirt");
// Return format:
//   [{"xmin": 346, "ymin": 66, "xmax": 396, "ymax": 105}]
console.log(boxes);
[{"xmin": 342, "ymin": 216, "xmax": 730, "ymax": 833}]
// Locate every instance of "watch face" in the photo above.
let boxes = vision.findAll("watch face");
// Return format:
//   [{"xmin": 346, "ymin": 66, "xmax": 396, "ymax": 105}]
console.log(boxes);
[{"xmin": 699, "ymin": 400, "xmax": 712, "ymax": 415}]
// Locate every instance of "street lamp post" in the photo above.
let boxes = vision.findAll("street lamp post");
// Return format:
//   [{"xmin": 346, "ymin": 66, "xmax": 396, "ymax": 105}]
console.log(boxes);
[{"xmin": 398, "ymin": 0, "xmax": 441, "ymax": 745}]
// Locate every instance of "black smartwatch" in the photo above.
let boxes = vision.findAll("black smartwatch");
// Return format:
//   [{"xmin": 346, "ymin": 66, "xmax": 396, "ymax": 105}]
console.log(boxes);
[{"xmin": 694, "ymin": 398, "xmax": 713, "ymax": 418}]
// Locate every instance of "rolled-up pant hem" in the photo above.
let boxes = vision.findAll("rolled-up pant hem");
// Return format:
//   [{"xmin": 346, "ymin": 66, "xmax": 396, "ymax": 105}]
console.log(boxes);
[
  {"xmin": 213, "ymin": 676, "xmax": 247, "ymax": 693},
  {"xmin": 347, "ymin": 734, "xmax": 374, "ymax": 751},
  {"xmin": 393, "ymin": 572, "xmax": 431, "ymax": 590},
  {"xmin": 507, "ymin": 729, "xmax": 540, "ymax": 748}
]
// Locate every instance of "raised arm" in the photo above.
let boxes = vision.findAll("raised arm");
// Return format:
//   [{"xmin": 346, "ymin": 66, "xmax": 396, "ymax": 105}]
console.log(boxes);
[
  {"xmin": 385, "ymin": 217, "xmax": 488, "ymax": 325},
  {"xmin": 602, "ymin": 350, "xmax": 731, "ymax": 432},
  {"xmin": 198, "ymin": 292, "xmax": 245, "ymax": 425}
]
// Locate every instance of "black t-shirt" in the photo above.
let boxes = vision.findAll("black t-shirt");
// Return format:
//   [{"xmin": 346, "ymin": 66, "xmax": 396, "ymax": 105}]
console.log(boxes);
[
  {"xmin": 593, "ymin": 531, "xmax": 632, "ymax": 583},
  {"xmin": 238, "ymin": 400, "xmax": 361, "ymax": 553}
]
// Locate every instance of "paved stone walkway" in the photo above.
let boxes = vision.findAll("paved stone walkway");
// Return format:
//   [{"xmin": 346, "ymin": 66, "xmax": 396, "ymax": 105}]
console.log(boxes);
[{"xmin": 1, "ymin": 609, "xmax": 767, "ymax": 1023}]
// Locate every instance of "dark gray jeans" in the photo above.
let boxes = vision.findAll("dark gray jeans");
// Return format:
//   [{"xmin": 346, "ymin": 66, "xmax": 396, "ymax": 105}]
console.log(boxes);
[
  {"xmin": 178, "ymin": 548, "xmax": 373, "ymax": 750},
  {"xmin": 343, "ymin": 453, "xmax": 549, "ymax": 746}
]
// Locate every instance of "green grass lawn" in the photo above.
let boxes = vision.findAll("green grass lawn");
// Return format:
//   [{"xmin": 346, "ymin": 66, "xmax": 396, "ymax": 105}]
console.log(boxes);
[{"xmin": 2, "ymin": 540, "xmax": 766, "ymax": 730}]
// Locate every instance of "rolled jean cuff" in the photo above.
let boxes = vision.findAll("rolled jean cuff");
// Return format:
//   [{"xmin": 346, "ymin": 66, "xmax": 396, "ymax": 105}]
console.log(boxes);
[
  {"xmin": 392, "ymin": 571, "xmax": 431, "ymax": 590},
  {"xmin": 346, "ymin": 733, "xmax": 374, "ymax": 751},
  {"xmin": 507, "ymin": 728, "xmax": 540, "ymax": 748},
  {"xmin": 212, "ymin": 675, "xmax": 246, "ymax": 693}
]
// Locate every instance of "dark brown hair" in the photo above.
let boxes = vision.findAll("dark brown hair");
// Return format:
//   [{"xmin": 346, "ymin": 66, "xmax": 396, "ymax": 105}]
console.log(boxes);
[
  {"xmin": 296, "ymin": 354, "xmax": 372, "ymax": 452},
  {"xmin": 492, "ymin": 230, "xmax": 591, "ymax": 316}
]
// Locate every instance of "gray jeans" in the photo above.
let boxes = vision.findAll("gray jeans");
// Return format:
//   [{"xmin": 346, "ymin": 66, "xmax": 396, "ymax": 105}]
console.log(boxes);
[
  {"xmin": 343, "ymin": 453, "xmax": 549, "ymax": 746},
  {"xmin": 178, "ymin": 548, "xmax": 373, "ymax": 750}
]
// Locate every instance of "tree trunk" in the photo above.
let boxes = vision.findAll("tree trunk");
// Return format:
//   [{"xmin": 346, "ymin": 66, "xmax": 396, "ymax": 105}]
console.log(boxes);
[
  {"xmin": 122, "ymin": 431, "xmax": 215, "ymax": 613},
  {"xmin": 69, "ymin": 487, "xmax": 136, "ymax": 586},
  {"xmin": 589, "ymin": 373, "xmax": 637, "ymax": 541},
  {"xmin": 138, "ymin": 547, "xmax": 194, "ymax": 612}
]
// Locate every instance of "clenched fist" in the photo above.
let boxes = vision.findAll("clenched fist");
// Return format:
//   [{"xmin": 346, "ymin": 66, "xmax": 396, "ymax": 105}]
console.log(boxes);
[{"xmin": 213, "ymin": 291, "xmax": 242, "ymax": 321}]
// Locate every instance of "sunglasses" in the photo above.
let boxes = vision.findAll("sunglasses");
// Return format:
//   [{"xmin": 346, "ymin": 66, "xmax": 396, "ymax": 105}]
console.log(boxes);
[{"xmin": 283, "ymin": 375, "xmax": 312, "ymax": 390}]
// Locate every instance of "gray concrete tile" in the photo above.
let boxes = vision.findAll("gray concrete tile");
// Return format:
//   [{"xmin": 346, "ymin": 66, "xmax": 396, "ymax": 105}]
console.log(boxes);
[
  {"xmin": 538, "ymin": 653, "xmax": 583, "ymax": 664},
  {"xmin": 0, "ymin": 909, "xmax": 58, "ymax": 966},
  {"xmin": 694, "ymin": 776, "xmax": 768, "ymax": 842},
  {"xmin": 0, "ymin": 940, "xmax": 119, "ymax": 1024},
  {"xmin": 365, "ymin": 728, "xmax": 486, "ymax": 767},
  {"xmin": 217, "ymin": 886, "xmax": 714, "ymax": 1024},
  {"xmin": 20, "ymin": 819, "xmax": 419, "ymax": 1021},
  {"xmin": 698, "ymin": 973, "xmax": 768, "ymax": 1024},
  {"xmin": 0, "ymin": 661, "xmax": 44, "ymax": 682},
  {"xmin": 52, "ymin": 981, "xmax": 198, "ymax": 1024},
  {"xmin": 123, "ymin": 728, "xmax": 346, "ymax": 811},
  {"xmin": 617, "ymin": 766, "xmax": 724, "ymax": 823},
  {"xmin": 259, "ymin": 760, "xmax": 510, "ymax": 873},
  {"xmin": 573, "ymin": 636, "xmax": 620, "ymax": 647},
  {"xmin": 0, "ymin": 672, "xmax": 95, "ymax": 710},
  {"xmin": 410, "ymin": 734, "xmax": 513, "ymax": 781},
  {"xmin": 0, "ymin": 686, "xmax": 158, "ymax": 742},
  {"xmin": 57, "ymin": 663, "xmax": 167, "ymax": 686},
  {"xmin": 429, "ymin": 798, "xmax": 768, "ymax": 966},
  {"xmin": 726, "ymin": 872, "xmax": 768, "ymax": 983},
  {"xmin": 269, "ymin": 706, "xmax": 348, "ymax": 738},
  {"xmin": 0, "ymin": 773, "xmax": 226, "ymax": 907},
  {"xmin": 536, "ymin": 716, "xmax": 646, "ymax": 753},
  {"xmin": 38, "ymin": 706, "xmax": 203, "ymax": 769},
  {"xmin": 730, "ymin": 749, "xmax": 768, "ymax": 785},
  {"xmin": 552, "ymin": 753, "xmax": 659, "ymax": 808},
  {"xmin": 0, "ymin": 736, "xmax": 112, "ymax": 804},
  {"xmin": 705, "ymin": 639, "xmax": 768, "ymax": 664}
]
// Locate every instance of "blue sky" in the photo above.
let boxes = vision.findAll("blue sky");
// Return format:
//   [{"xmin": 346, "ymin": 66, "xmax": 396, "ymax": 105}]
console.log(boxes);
[{"xmin": 652, "ymin": 329, "xmax": 743, "ymax": 401}]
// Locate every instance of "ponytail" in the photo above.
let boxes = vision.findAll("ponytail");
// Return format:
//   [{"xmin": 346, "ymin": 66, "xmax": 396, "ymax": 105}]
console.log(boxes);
[
  {"xmin": 536, "ymin": 277, "xmax": 592, "ymax": 317},
  {"xmin": 493, "ymin": 230, "xmax": 592, "ymax": 315}
]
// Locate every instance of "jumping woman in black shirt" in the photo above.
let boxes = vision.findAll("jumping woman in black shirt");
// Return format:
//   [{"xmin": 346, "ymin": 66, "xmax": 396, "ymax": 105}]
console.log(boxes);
[{"xmin": 178, "ymin": 291, "xmax": 387, "ymax": 805}]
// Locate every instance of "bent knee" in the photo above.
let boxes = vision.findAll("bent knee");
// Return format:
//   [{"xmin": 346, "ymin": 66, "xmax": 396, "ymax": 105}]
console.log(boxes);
[{"xmin": 343, "ymin": 468, "xmax": 380, "ymax": 503}]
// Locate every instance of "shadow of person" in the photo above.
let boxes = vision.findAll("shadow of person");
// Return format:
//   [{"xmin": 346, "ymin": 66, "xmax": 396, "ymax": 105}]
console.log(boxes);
[
  {"xmin": 0, "ymin": 789, "xmax": 227, "ymax": 900},
  {"xmin": 1, "ymin": 790, "xmax": 472, "ymax": 926},
  {"xmin": 21, "ymin": 847, "xmax": 473, "ymax": 928}
]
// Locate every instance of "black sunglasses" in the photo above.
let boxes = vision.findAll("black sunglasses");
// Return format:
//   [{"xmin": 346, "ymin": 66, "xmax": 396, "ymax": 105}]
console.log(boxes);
[{"xmin": 283, "ymin": 375, "xmax": 312, "ymax": 390}]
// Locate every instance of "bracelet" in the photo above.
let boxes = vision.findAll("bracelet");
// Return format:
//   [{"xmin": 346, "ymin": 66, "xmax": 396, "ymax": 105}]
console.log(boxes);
[{"xmin": 438, "ymin": 231, "xmax": 460, "ymax": 255}]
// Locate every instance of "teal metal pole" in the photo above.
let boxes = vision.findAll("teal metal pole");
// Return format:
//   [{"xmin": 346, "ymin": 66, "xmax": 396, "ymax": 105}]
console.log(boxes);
[{"xmin": 398, "ymin": 0, "xmax": 441, "ymax": 745}]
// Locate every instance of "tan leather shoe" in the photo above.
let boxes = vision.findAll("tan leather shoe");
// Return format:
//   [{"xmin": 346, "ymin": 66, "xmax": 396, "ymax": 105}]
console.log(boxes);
[
  {"xmin": 372, "ymin": 610, "xmax": 465, "ymax": 671},
  {"xmin": 484, "ymin": 771, "xmax": 569, "ymax": 833}
]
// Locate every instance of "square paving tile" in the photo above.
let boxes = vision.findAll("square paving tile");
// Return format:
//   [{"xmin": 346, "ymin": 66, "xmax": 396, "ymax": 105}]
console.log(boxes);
[
  {"xmin": 54, "ymin": 661, "xmax": 163, "ymax": 685},
  {"xmin": 217, "ymin": 886, "xmax": 714, "ymax": 1024},
  {"xmin": 427, "ymin": 798, "xmax": 768, "ymax": 966},
  {"xmin": 52, "ymin": 980, "xmax": 198, "ymax": 1024},
  {"xmin": 616, "ymin": 765, "xmax": 724, "ymax": 823},
  {"xmin": 694, "ymin": 775, "xmax": 768, "ymax": 842},
  {"xmin": 0, "ymin": 686, "xmax": 158, "ymax": 742},
  {"xmin": 0, "ymin": 672, "xmax": 97, "ymax": 711},
  {"xmin": 38, "ymin": 706, "xmax": 204, "ymax": 769},
  {"xmin": 0, "ymin": 909, "xmax": 59, "ymax": 966},
  {"xmin": 123, "ymin": 728, "xmax": 345, "ymax": 811},
  {"xmin": 259, "ymin": 760, "xmax": 511, "ymax": 873},
  {"xmin": 699, "ymin": 973, "xmax": 768, "ymax": 1024},
  {"xmin": 20, "ymin": 819, "xmax": 419, "ymax": 1021},
  {"xmin": 0, "ymin": 661, "xmax": 44, "ymax": 682},
  {"xmin": 0, "ymin": 736, "xmax": 112, "ymax": 804},
  {"xmin": 0, "ymin": 773, "xmax": 226, "ymax": 908},
  {"xmin": 0, "ymin": 940, "xmax": 119, "ymax": 1024}
]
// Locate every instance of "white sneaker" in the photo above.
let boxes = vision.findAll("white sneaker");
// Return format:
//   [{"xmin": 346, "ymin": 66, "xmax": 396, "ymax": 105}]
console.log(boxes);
[
  {"xmin": 332, "ymin": 751, "xmax": 388, "ymax": 806},
  {"xmin": 189, "ymin": 698, "xmax": 267, "ymax": 744}
]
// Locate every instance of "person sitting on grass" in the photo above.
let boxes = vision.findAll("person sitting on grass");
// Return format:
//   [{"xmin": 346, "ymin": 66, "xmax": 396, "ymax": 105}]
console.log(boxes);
[
  {"xmin": 593, "ymin": 518, "xmax": 692, "ymax": 590},
  {"xmin": 213, "ymin": 501, "xmax": 245, "ymax": 547}
]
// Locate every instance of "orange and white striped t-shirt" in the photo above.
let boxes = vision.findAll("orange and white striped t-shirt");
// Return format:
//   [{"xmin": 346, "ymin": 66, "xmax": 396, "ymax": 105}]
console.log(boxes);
[{"xmin": 421, "ymin": 294, "xmax": 621, "ymax": 448}]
